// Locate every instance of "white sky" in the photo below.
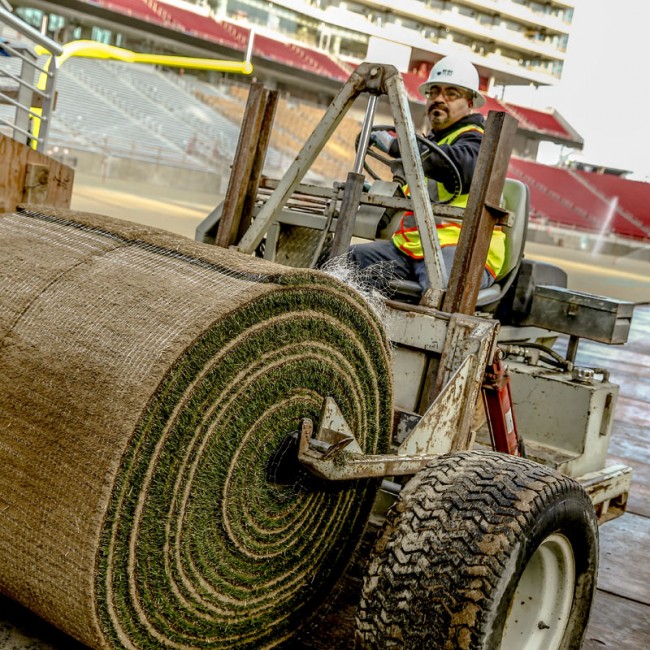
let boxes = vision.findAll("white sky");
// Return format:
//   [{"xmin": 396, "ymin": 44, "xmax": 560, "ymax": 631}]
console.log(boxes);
[{"xmin": 501, "ymin": 0, "xmax": 650, "ymax": 181}]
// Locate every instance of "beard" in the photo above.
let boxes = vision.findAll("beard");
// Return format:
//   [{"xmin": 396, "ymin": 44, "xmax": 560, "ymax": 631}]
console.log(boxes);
[{"xmin": 429, "ymin": 106, "xmax": 449, "ymax": 128}]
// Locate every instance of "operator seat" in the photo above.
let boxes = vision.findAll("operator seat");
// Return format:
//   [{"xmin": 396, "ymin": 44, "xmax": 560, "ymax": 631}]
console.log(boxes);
[
  {"xmin": 387, "ymin": 178, "xmax": 529, "ymax": 312},
  {"xmin": 476, "ymin": 178, "xmax": 529, "ymax": 311}
]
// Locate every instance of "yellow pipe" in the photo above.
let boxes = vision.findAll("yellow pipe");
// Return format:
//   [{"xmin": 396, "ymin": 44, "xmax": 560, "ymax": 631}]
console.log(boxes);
[
  {"xmin": 35, "ymin": 40, "xmax": 254, "ymax": 73},
  {"xmin": 31, "ymin": 40, "xmax": 253, "ymax": 147}
]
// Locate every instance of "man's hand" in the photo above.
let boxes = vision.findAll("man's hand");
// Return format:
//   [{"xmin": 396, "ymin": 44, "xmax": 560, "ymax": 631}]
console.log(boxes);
[{"xmin": 369, "ymin": 129, "xmax": 397, "ymax": 154}]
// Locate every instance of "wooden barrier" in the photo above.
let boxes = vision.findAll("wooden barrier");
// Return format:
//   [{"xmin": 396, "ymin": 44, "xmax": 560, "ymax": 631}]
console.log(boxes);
[{"xmin": 0, "ymin": 133, "xmax": 74, "ymax": 214}]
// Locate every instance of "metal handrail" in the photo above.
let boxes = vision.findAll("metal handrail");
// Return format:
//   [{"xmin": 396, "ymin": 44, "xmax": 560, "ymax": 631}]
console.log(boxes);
[{"xmin": 0, "ymin": 5, "xmax": 62, "ymax": 151}]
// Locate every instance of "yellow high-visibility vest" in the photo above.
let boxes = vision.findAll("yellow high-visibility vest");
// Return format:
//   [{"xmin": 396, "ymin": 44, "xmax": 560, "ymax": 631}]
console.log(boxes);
[
  {"xmin": 391, "ymin": 122, "xmax": 506, "ymax": 279},
  {"xmin": 433, "ymin": 124, "xmax": 484, "ymax": 205}
]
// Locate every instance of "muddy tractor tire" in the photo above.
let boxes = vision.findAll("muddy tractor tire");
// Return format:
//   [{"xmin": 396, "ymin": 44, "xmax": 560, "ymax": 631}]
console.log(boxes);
[{"xmin": 356, "ymin": 450, "xmax": 599, "ymax": 650}]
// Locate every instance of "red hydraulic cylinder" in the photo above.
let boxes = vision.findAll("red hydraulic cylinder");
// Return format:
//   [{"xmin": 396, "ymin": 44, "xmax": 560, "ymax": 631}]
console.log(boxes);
[{"xmin": 482, "ymin": 351, "xmax": 524, "ymax": 457}]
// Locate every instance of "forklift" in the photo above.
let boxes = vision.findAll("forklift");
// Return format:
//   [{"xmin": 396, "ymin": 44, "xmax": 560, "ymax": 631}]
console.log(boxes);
[{"xmin": 196, "ymin": 62, "xmax": 633, "ymax": 649}]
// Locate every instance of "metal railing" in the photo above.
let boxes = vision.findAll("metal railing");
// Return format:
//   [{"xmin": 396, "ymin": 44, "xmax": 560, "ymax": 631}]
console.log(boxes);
[{"xmin": 0, "ymin": 5, "xmax": 62, "ymax": 151}]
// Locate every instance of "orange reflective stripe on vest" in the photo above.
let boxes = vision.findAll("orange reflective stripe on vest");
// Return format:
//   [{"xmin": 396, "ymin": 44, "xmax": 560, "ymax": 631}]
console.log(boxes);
[
  {"xmin": 392, "ymin": 211, "xmax": 421, "ymax": 258},
  {"xmin": 393, "ymin": 124, "xmax": 484, "ymax": 258},
  {"xmin": 393, "ymin": 219, "xmax": 505, "ymax": 278}
]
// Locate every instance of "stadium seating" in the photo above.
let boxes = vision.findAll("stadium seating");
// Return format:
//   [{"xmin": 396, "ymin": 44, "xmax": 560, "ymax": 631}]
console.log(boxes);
[
  {"xmin": 144, "ymin": 0, "xmax": 240, "ymax": 45},
  {"xmin": 85, "ymin": 0, "xmax": 589, "ymax": 150},
  {"xmin": 575, "ymin": 171, "xmax": 650, "ymax": 233},
  {"xmin": 43, "ymin": 57, "xmax": 650, "ymax": 241},
  {"xmin": 508, "ymin": 164, "xmax": 599, "ymax": 232},
  {"xmin": 5, "ymin": 1, "xmax": 649, "ymax": 242},
  {"xmin": 509, "ymin": 157, "xmax": 649, "ymax": 239},
  {"xmin": 400, "ymin": 75, "xmax": 571, "ymax": 143},
  {"xmin": 476, "ymin": 96, "xmax": 571, "ymax": 144},
  {"xmin": 480, "ymin": 95, "xmax": 511, "ymax": 115},
  {"xmin": 189, "ymin": 78, "xmax": 650, "ymax": 243},
  {"xmin": 92, "ymin": 0, "xmax": 350, "ymax": 80},
  {"xmin": 52, "ymin": 61, "xmax": 199, "ymax": 165},
  {"xmin": 194, "ymin": 81, "xmax": 363, "ymax": 181},
  {"xmin": 39, "ymin": 59, "xmax": 288, "ymax": 171},
  {"xmin": 296, "ymin": 46, "xmax": 350, "ymax": 82}
]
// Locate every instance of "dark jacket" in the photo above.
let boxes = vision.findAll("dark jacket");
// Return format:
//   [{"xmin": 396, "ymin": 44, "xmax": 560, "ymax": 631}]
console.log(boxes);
[{"xmin": 389, "ymin": 113, "xmax": 485, "ymax": 195}]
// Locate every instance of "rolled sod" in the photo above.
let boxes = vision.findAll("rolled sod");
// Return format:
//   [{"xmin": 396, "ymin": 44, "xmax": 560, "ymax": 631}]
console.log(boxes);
[{"xmin": 0, "ymin": 206, "xmax": 393, "ymax": 649}]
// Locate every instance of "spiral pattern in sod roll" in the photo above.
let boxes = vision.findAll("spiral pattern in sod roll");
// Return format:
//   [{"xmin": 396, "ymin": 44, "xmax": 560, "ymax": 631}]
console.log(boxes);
[{"xmin": 0, "ymin": 207, "xmax": 393, "ymax": 649}]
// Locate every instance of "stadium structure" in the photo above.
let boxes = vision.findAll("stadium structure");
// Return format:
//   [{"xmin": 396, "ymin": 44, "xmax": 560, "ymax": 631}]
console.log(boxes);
[{"xmin": 2, "ymin": 0, "xmax": 650, "ymax": 251}]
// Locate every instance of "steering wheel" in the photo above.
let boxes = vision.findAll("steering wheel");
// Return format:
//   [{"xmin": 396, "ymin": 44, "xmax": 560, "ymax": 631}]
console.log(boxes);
[{"xmin": 358, "ymin": 125, "xmax": 463, "ymax": 205}]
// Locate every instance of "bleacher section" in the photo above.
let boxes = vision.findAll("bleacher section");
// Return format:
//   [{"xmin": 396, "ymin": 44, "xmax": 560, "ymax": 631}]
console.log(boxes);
[
  {"xmin": 476, "ymin": 97, "xmax": 574, "ymax": 143},
  {"xmin": 105, "ymin": 61, "xmax": 246, "ymax": 159},
  {"xmin": 254, "ymin": 36, "xmax": 349, "ymax": 82},
  {"xmin": 508, "ymin": 157, "xmax": 650, "ymax": 240},
  {"xmin": 143, "ymin": 0, "xmax": 243, "ymax": 45},
  {"xmin": 80, "ymin": 0, "xmax": 583, "ymax": 147},
  {"xmin": 39, "ymin": 59, "xmax": 284, "ymax": 171},
  {"xmin": 575, "ymin": 171, "xmax": 650, "ymax": 234},
  {"xmin": 403, "ymin": 70, "xmax": 575, "ymax": 144},
  {"xmin": 188, "ymin": 78, "xmax": 650, "ymax": 242},
  {"xmin": 100, "ymin": 0, "xmax": 161, "ymax": 24},
  {"xmin": 50, "ymin": 59, "xmax": 211, "ymax": 167},
  {"xmin": 505, "ymin": 103, "xmax": 572, "ymax": 141},
  {"xmin": 193, "ymin": 80, "xmax": 364, "ymax": 181}
]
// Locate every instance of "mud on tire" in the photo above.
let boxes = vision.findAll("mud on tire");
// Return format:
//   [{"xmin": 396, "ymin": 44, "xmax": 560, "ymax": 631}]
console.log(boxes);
[{"xmin": 356, "ymin": 450, "xmax": 599, "ymax": 650}]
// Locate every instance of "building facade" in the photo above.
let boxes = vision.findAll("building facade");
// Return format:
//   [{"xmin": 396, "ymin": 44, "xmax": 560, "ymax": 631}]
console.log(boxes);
[
  {"xmin": 13, "ymin": 0, "xmax": 574, "ymax": 94},
  {"xmin": 206, "ymin": 0, "xmax": 575, "ymax": 91}
]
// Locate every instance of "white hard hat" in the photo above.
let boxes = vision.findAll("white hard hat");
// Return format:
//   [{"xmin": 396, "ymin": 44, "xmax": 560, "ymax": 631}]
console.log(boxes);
[{"xmin": 418, "ymin": 55, "xmax": 486, "ymax": 108}]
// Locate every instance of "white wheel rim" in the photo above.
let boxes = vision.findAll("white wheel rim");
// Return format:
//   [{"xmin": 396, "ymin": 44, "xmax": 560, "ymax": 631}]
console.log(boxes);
[{"xmin": 501, "ymin": 533, "xmax": 576, "ymax": 650}]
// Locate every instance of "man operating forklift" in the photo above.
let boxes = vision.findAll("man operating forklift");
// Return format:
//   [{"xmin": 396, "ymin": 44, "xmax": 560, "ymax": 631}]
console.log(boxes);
[{"xmin": 349, "ymin": 55, "xmax": 506, "ymax": 294}]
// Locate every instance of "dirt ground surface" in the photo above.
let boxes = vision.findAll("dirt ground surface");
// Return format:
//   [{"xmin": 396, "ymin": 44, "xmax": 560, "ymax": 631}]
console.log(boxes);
[
  {"xmin": 69, "ymin": 173, "xmax": 222, "ymax": 241},
  {"xmin": 2, "ymin": 174, "xmax": 650, "ymax": 649},
  {"xmin": 69, "ymin": 173, "xmax": 650, "ymax": 304}
]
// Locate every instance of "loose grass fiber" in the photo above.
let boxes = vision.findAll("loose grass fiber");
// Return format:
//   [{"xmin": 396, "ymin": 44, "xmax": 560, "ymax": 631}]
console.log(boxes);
[{"xmin": 0, "ymin": 206, "xmax": 393, "ymax": 649}]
